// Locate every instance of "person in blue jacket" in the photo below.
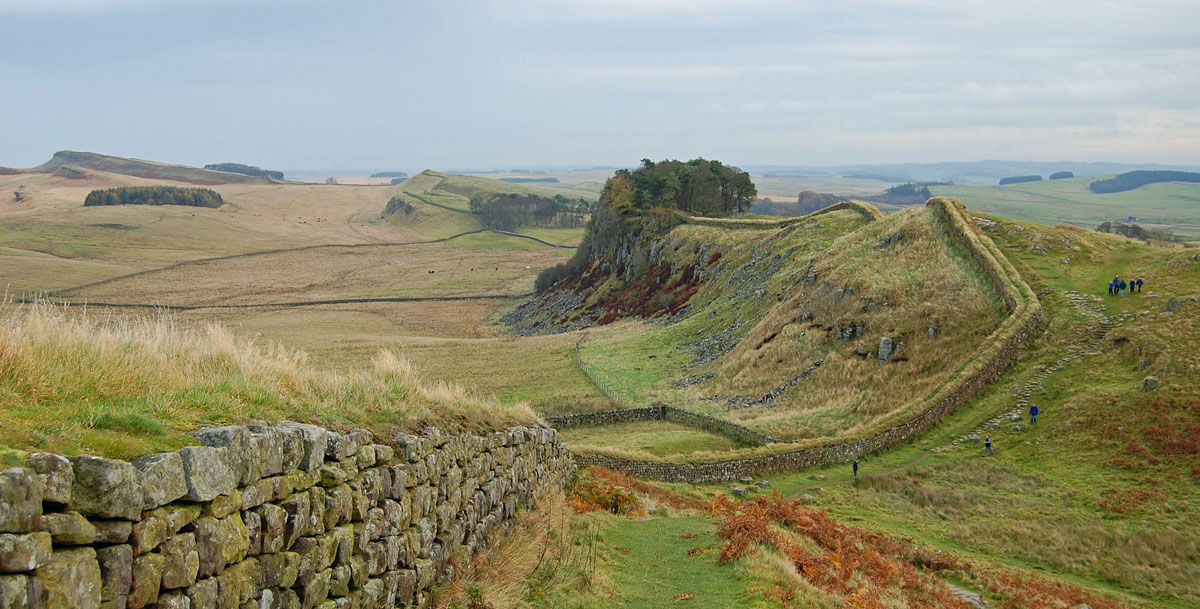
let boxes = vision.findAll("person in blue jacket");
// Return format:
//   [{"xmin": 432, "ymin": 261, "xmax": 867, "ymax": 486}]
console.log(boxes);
[
  {"xmin": 853, "ymin": 459, "xmax": 859, "ymax": 481},
  {"xmin": 1030, "ymin": 404, "xmax": 1039, "ymax": 424},
  {"xmin": 1108, "ymin": 281, "xmax": 1114, "ymax": 296},
  {"xmin": 984, "ymin": 434, "xmax": 996, "ymax": 456}
]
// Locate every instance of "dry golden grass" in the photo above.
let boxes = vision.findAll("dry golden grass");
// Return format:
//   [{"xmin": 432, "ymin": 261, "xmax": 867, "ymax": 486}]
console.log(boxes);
[{"xmin": 0, "ymin": 300, "xmax": 539, "ymax": 459}]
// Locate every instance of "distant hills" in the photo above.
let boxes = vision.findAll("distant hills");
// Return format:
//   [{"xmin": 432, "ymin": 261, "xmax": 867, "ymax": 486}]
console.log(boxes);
[
  {"xmin": 31, "ymin": 151, "xmax": 275, "ymax": 185},
  {"xmin": 745, "ymin": 160, "xmax": 1200, "ymax": 186}
]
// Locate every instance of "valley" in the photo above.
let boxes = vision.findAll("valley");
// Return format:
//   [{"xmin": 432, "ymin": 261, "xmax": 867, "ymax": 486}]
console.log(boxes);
[{"xmin": 2, "ymin": 153, "xmax": 1198, "ymax": 609}]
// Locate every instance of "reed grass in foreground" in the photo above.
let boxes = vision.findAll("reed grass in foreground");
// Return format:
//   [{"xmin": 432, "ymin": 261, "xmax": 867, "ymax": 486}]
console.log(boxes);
[{"xmin": 0, "ymin": 301, "xmax": 539, "ymax": 460}]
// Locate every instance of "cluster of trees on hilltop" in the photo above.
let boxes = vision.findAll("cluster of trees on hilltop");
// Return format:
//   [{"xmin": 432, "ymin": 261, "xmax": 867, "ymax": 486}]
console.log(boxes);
[
  {"xmin": 203, "ymin": 163, "xmax": 284, "ymax": 180},
  {"xmin": 885, "ymin": 182, "xmax": 949, "ymax": 198},
  {"xmin": 616, "ymin": 158, "xmax": 757, "ymax": 216},
  {"xmin": 84, "ymin": 186, "xmax": 224, "ymax": 208},
  {"xmin": 468, "ymin": 192, "xmax": 594, "ymax": 231},
  {"xmin": 999, "ymin": 175, "xmax": 1042, "ymax": 185},
  {"xmin": 370, "ymin": 171, "xmax": 408, "ymax": 178},
  {"xmin": 1049, "ymin": 171, "xmax": 1074, "ymax": 180},
  {"xmin": 1089, "ymin": 170, "xmax": 1200, "ymax": 194},
  {"xmin": 1096, "ymin": 221, "xmax": 1178, "ymax": 242},
  {"xmin": 533, "ymin": 158, "xmax": 757, "ymax": 294}
]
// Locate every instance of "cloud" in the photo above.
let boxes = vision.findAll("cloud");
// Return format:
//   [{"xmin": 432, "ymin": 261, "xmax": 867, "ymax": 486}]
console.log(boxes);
[{"xmin": 0, "ymin": 0, "xmax": 228, "ymax": 15}]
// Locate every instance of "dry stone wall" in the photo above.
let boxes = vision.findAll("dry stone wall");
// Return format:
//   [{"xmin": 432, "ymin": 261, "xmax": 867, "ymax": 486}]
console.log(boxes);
[
  {"xmin": 0, "ymin": 422, "xmax": 573, "ymax": 609},
  {"xmin": 547, "ymin": 406, "xmax": 777, "ymax": 446}
]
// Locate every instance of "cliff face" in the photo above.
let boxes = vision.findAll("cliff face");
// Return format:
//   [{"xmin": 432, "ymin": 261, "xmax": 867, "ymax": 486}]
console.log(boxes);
[{"xmin": 0, "ymin": 421, "xmax": 573, "ymax": 609}]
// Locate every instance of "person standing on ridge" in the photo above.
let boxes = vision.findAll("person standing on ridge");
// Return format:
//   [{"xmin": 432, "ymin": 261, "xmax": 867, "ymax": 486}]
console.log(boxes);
[
  {"xmin": 984, "ymin": 434, "xmax": 996, "ymax": 456},
  {"xmin": 853, "ymin": 459, "xmax": 859, "ymax": 481},
  {"xmin": 1030, "ymin": 404, "xmax": 1039, "ymax": 424}
]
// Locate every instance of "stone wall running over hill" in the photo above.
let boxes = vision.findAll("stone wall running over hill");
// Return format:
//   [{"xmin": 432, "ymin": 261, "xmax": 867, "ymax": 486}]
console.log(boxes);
[
  {"xmin": 567, "ymin": 198, "xmax": 1043, "ymax": 482},
  {"xmin": 0, "ymin": 422, "xmax": 573, "ymax": 609},
  {"xmin": 547, "ymin": 406, "xmax": 778, "ymax": 447}
]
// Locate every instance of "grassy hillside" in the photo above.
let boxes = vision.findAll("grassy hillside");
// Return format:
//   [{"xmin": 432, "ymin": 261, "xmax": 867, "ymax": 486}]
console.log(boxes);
[
  {"xmin": 0, "ymin": 301, "xmax": 538, "ymax": 460},
  {"xmin": 518, "ymin": 204, "xmax": 1007, "ymax": 451},
  {"xmin": 932, "ymin": 177, "xmax": 1200, "ymax": 241},
  {"xmin": 750, "ymin": 221, "xmax": 1200, "ymax": 608},
  {"xmin": 385, "ymin": 170, "xmax": 588, "ymax": 247}
]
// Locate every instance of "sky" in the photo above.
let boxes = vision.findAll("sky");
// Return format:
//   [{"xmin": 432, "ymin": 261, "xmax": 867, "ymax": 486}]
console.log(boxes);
[{"xmin": 1, "ymin": 0, "xmax": 1198, "ymax": 172}]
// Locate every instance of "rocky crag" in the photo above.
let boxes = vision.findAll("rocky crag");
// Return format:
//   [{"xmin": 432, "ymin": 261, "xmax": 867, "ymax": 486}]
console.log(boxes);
[{"xmin": 0, "ymin": 422, "xmax": 572, "ymax": 609}]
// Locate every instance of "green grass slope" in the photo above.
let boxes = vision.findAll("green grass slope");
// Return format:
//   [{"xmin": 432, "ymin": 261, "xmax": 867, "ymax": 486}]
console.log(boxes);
[
  {"xmin": 757, "ymin": 222, "xmax": 1200, "ymax": 608},
  {"xmin": 932, "ymin": 177, "xmax": 1200, "ymax": 241}
]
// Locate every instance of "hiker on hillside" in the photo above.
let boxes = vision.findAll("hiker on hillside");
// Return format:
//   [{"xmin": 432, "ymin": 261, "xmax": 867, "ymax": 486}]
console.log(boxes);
[
  {"xmin": 853, "ymin": 459, "xmax": 859, "ymax": 481},
  {"xmin": 984, "ymin": 434, "xmax": 996, "ymax": 456},
  {"xmin": 1030, "ymin": 404, "xmax": 1039, "ymax": 424},
  {"xmin": 1136, "ymin": 277, "xmax": 1144, "ymax": 293},
  {"xmin": 1120, "ymin": 278, "xmax": 1127, "ymax": 297},
  {"xmin": 1108, "ymin": 280, "xmax": 1114, "ymax": 296}
]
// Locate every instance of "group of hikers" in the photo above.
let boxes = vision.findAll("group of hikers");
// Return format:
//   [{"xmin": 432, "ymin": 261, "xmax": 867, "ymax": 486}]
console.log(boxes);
[
  {"xmin": 1108, "ymin": 274, "xmax": 1144, "ymax": 297},
  {"xmin": 849, "ymin": 401, "xmax": 1039, "ymax": 479}
]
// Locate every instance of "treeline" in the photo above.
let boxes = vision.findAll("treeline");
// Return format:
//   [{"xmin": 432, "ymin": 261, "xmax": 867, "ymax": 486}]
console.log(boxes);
[
  {"xmin": 1049, "ymin": 171, "xmax": 1074, "ymax": 180},
  {"xmin": 999, "ymin": 175, "xmax": 1042, "ymax": 185},
  {"xmin": 83, "ymin": 186, "xmax": 224, "ymax": 208},
  {"xmin": 534, "ymin": 158, "xmax": 758, "ymax": 293},
  {"xmin": 610, "ymin": 158, "xmax": 757, "ymax": 216},
  {"xmin": 886, "ymin": 181, "xmax": 949, "ymax": 197},
  {"xmin": 1089, "ymin": 170, "xmax": 1200, "ymax": 194},
  {"xmin": 370, "ymin": 171, "xmax": 408, "ymax": 178},
  {"xmin": 468, "ymin": 193, "xmax": 593, "ymax": 231},
  {"xmin": 203, "ymin": 163, "xmax": 284, "ymax": 180}
]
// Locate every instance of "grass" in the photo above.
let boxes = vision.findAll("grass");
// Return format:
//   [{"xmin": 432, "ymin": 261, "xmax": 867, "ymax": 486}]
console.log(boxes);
[
  {"xmin": 745, "ymin": 220, "xmax": 1200, "ymax": 608},
  {"xmin": 933, "ymin": 177, "xmax": 1200, "ymax": 240},
  {"xmin": 558, "ymin": 420, "xmax": 746, "ymax": 458},
  {"xmin": 0, "ymin": 301, "xmax": 539, "ymax": 459}
]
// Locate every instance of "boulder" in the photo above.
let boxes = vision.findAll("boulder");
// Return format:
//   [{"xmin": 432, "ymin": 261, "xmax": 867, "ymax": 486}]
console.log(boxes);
[
  {"xmin": 275, "ymin": 423, "xmax": 328, "ymax": 472},
  {"xmin": 69, "ymin": 457, "xmax": 142, "ymax": 521},
  {"xmin": 95, "ymin": 545, "xmax": 132, "ymax": 604},
  {"xmin": 177, "ymin": 447, "xmax": 236, "ymax": 503},
  {"xmin": 0, "ymin": 469, "xmax": 42, "ymax": 533},
  {"xmin": 184, "ymin": 577, "xmax": 217, "ymax": 609},
  {"xmin": 1142, "ymin": 376, "xmax": 1160, "ymax": 392},
  {"xmin": 879, "ymin": 336, "xmax": 894, "ymax": 362},
  {"xmin": 193, "ymin": 426, "xmax": 252, "ymax": 486},
  {"xmin": 159, "ymin": 533, "xmax": 199, "ymax": 590},
  {"xmin": 40, "ymin": 512, "xmax": 96, "ymax": 546},
  {"xmin": 34, "ymin": 547, "xmax": 102, "ymax": 609},
  {"xmin": 191, "ymin": 515, "xmax": 249, "ymax": 578},
  {"xmin": 126, "ymin": 553, "xmax": 164, "ymax": 609},
  {"xmin": 1165, "ymin": 296, "xmax": 1181, "ymax": 312},
  {"xmin": 91, "ymin": 520, "xmax": 132, "ymax": 545},
  {"xmin": 0, "ymin": 574, "xmax": 43, "ymax": 609},
  {"xmin": 0, "ymin": 532, "xmax": 52, "ymax": 573},
  {"xmin": 27, "ymin": 454, "xmax": 72, "ymax": 507},
  {"xmin": 155, "ymin": 591, "xmax": 189, "ymax": 609},
  {"xmin": 130, "ymin": 453, "xmax": 188, "ymax": 510}
]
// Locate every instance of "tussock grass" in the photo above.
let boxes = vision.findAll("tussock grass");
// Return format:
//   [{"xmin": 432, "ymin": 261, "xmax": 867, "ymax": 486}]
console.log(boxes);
[{"xmin": 0, "ymin": 301, "xmax": 539, "ymax": 458}]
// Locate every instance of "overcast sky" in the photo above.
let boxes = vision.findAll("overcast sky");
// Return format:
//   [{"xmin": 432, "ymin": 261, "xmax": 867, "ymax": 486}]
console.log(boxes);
[{"xmin": 2, "ymin": 0, "xmax": 1198, "ymax": 171}]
